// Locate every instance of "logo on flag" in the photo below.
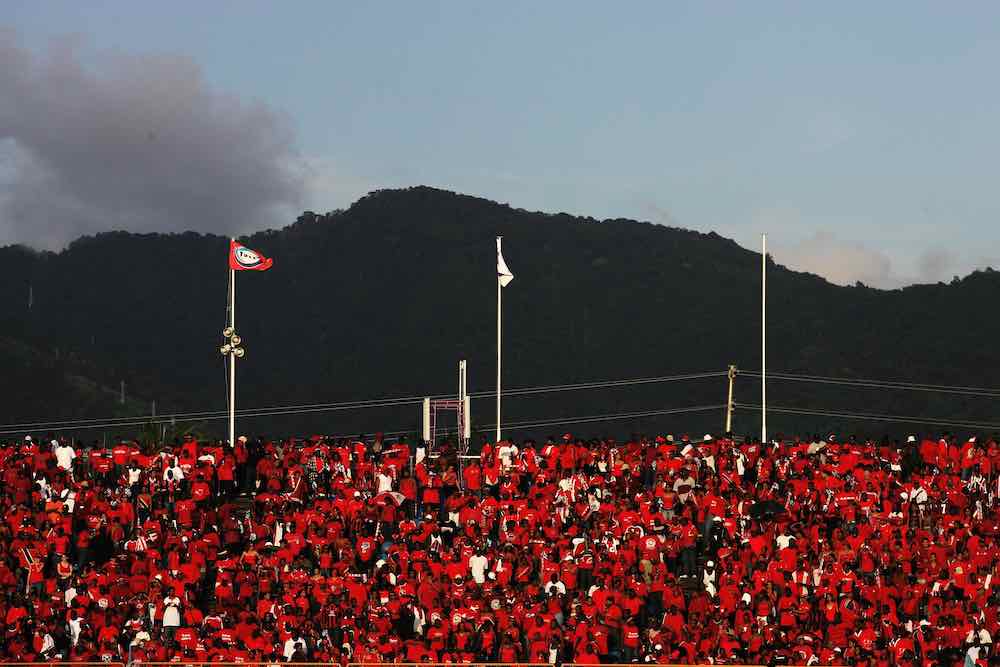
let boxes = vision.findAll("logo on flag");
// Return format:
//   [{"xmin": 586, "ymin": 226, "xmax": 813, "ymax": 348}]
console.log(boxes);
[{"xmin": 229, "ymin": 240, "xmax": 273, "ymax": 271}]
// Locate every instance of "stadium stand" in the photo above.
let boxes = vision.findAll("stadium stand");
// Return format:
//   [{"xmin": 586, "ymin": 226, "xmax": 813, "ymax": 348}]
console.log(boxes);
[{"xmin": 0, "ymin": 430, "xmax": 996, "ymax": 666}]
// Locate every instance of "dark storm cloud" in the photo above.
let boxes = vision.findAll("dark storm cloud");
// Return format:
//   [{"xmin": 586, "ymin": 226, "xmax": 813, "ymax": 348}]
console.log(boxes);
[{"xmin": 0, "ymin": 31, "xmax": 306, "ymax": 249}]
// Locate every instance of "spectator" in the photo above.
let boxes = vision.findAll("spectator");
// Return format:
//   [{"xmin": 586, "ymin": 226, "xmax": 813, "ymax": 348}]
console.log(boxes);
[{"xmin": 0, "ymin": 427, "xmax": 996, "ymax": 664}]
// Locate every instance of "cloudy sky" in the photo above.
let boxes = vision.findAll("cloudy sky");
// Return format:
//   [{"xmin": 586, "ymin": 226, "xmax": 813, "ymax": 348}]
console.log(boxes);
[{"xmin": 3, "ymin": 2, "xmax": 999, "ymax": 287}]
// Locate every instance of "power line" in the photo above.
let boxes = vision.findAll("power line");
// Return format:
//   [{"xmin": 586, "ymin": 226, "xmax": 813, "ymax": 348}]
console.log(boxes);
[
  {"xmin": 336, "ymin": 403, "xmax": 728, "ymax": 442},
  {"xmin": 0, "ymin": 402, "xmax": 727, "ymax": 442},
  {"xmin": 0, "ymin": 370, "xmax": 728, "ymax": 434},
  {"xmin": 471, "ymin": 371, "xmax": 727, "ymax": 399},
  {"xmin": 735, "ymin": 402, "xmax": 1000, "ymax": 432},
  {"xmin": 739, "ymin": 370, "xmax": 1000, "ymax": 398},
  {"xmin": 494, "ymin": 403, "xmax": 727, "ymax": 433}
]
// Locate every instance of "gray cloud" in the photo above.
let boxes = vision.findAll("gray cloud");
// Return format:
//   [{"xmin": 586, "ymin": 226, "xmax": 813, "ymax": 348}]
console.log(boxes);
[
  {"xmin": 0, "ymin": 30, "xmax": 306, "ymax": 249},
  {"xmin": 772, "ymin": 231, "xmax": 897, "ymax": 288},
  {"xmin": 915, "ymin": 247, "xmax": 957, "ymax": 284}
]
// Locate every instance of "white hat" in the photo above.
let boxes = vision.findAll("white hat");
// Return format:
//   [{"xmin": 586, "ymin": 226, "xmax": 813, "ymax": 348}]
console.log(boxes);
[
  {"xmin": 706, "ymin": 561, "xmax": 714, "ymax": 567},
  {"xmin": 703, "ymin": 434, "xmax": 713, "ymax": 442},
  {"xmin": 907, "ymin": 435, "xmax": 917, "ymax": 443},
  {"xmin": 51, "ymin": 439, "xmax": 59, "ymax": 447}
]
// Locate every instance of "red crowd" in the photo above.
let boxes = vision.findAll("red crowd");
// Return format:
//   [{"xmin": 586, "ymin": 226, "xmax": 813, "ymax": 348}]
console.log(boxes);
[{"xmin": 0, "ymin": 429, "xmax": 998, "ymax": 666}]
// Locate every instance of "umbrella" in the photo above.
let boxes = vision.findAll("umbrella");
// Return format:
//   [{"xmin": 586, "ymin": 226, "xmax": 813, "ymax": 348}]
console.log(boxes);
[
  {"xmin": 749, "ymin": 499, "xmax": 784, "ymax": 520},
  {"xmin": 374, "ymin": 492, "xmax": 406, "ymax": 506}
]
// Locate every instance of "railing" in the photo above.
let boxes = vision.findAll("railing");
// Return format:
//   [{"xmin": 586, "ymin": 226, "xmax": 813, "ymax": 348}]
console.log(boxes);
[
  {"xmin": 0, "ymin": 663, "xmax": 126, "ymax": 667},
  {"xmin": 349, "ymin": 663, "xmax": 550, "ymax": 667},
  {"xmin": 137, "ymin": 663, "xmax": 330, "ymax": 667},
  {"xmin": 563, "ymin": 664, "xmax": 771, "ymax": 667}
]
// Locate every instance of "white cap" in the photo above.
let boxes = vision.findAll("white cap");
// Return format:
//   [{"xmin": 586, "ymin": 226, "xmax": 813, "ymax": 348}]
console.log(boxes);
[
  {"xmin": 703, "ymin": 434, "xmax": 713, "ymax": 442},
  {"xmin": 706, "ymin": 561, "xmax": 714, "ymax": 567},
  {"xmin": 907, "ymin": 435, "xmax": 917, "ymax": 443},
  {"xmin": 51, "ymin": 439, "xmax": 59, "ymax": 447}
]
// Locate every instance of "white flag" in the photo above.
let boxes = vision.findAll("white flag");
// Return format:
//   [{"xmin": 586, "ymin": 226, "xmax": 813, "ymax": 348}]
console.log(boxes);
[{"xmin": 497, "ymin": 237, "xmax": 514, "ymax": 287}]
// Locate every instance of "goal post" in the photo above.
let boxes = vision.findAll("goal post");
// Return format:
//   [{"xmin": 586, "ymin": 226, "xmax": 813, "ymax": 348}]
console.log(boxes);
[{"xmin": 421, "ymin": 359, "xmax": 471, "ymax": 455}]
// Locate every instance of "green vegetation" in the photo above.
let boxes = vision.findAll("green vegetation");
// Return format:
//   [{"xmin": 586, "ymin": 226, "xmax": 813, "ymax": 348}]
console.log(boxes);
[{"xmin": 1, "ymin": 187, "xmax": 997, "ymax": 440}]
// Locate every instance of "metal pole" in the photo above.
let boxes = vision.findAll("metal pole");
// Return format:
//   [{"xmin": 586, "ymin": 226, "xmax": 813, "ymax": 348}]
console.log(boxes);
[
  {"xmin": 459, "ymin": 360, "xmax": 468, "ymax": 448},
  {"xmin": 761, "ymin": 234, "xmax": 767, "ymax": 444},
  {"xmin": 229, "ymin": 265, "xmax": 236, "ymax": 447},
  {"xmin": 725, "ymin": 365, "xmax": 736, "ymax": 434},
  {"xmin": 496, "ymin": 266, "xmax": 502, "ymax": 444}
]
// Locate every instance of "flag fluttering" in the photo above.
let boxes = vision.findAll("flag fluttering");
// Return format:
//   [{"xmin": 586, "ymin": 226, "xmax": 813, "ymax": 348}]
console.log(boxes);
[
  {"xmin": 229, "ymin": 240, "xmax": 274, "ymax": 271},
  {"xmin": 497, "ymin": 238, "xmax": 514, "ymax": 287}
]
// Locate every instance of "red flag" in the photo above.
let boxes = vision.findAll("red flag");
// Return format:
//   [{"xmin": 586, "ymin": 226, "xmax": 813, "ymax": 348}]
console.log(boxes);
[{"xmin": 229, "ymin": 239, "xmax": 273, "ymax": 271}]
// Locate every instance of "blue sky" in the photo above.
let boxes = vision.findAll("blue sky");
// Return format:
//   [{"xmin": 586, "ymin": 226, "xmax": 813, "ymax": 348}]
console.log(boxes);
[{"xmin": 4, "ymin": 2, "xmax": 999, "ymax": 287}]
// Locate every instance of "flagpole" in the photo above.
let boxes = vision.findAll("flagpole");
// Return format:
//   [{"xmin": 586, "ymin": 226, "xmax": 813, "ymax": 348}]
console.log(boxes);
[
  {"xmin": 229, "ymin": 250, "xmax": 236, "ymax": 448},
  {"xmin": 761, "ymin": 233, "xmax": 767, "ymax": 445},
  {"xmin": 496, "ymin": 237, "xmax": 503, "ymax": 444}
]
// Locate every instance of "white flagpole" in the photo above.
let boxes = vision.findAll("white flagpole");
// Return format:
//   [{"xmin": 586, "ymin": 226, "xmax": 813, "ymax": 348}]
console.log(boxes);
[
  {"xmin": 496, "ymin": 237, "xmax": 503, "ymax": 444},
  {"xmin": 761, "ymin": 233, "xmax": 767, "ymax": 444},
  {"xmin": 229, "ymin": 256, "xmax": 236, "ymax": 448}
]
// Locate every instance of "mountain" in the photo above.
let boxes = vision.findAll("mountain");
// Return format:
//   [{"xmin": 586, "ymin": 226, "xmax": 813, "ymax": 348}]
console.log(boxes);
[{"xmin": 1, "ymin": 186, "xmax": 998, "ymax": 442}]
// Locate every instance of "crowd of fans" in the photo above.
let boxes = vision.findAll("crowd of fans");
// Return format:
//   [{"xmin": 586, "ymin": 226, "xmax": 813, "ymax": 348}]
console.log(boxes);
[{"xmin": 0, "ymin": 428, "xmax": 998, "ymax": 666}]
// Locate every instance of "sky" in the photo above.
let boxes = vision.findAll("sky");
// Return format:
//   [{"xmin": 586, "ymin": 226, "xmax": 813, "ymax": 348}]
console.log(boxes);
[{"xmin": 2, "ymin": 2, "xmax": 999, "ymax": 288}]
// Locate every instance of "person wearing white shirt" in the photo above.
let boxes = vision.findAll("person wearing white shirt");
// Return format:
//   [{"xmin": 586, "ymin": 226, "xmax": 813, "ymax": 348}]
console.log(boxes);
[
  {"xmin": 673, "ymin": 472, "xmax": 696, "ymax": 504},
  {"xmin": 68, "ymin": 611, "xmax": 83, "ymax": 646},
  {"xmin": 966, "ymin": 622, "xmax": 992, "ymax": 647},
  {"xmin": 377, "ymin": 470, "xmax": 393, "ymax": 493},
  {"xmin": 469, "ymin": 551, "xmax": 489, "ymax": 584},
  {"xmin": 497, "ymin": 442, "xmax": 518, "ymax": 469},
  {"xmin": 283, "ymin": 635, "xmax": 307, "ymax": 661},
  {"xmin": 38, "ymin": 632, "xmax": 55, "ymax": 657},
  {"xmin": 164, "ymin": 458, "xmax": 184, "ymax": 482},
  {"xmin": 131, "ymin": 627, "xmax": 151, "ymax": 647},
  {"xmin": 703, "ymin": 561, "xmax": 718, "ymax": 597},
  {"xmin": 544, "ymin": 574, "xmax": 566, "ymax": 596},
  {"xmin": 128, "ymin": 463, "xmax": 142, "ymax": 487},
  {"xmin": 61, "ymin": 488, "xmax": 76, "ymax": 514},
  {"xmin": 54, "ymin": 441, "xmax": 76, "ymax": 473},
  {"xmin": 162, "ymin": 594, "xmax": 181, "ymax": 639},
  {"xmin": 776, "ymin": 530, "xmax": 794, "ymax": 550}
]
